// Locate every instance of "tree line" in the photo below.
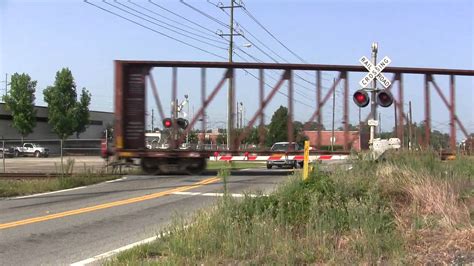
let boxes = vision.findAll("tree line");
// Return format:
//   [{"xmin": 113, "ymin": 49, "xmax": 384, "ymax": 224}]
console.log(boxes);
[
  {"xmin": 2, "ymin": 68, "xmax": 91, "ymax": 142},
  {"xmin": 196, "ymin": 105, "xmax": 465, "ymax": 150}
]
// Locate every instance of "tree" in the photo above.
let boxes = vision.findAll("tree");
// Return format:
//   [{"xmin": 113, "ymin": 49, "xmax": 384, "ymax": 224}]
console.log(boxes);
[
  {"xmin": 244, "ymin": 127, "xmax": 261, "ymax": 145},
  {"xmin": 75, "ymin": 88, "xmax": 91, "ymax": 138},
  {"xmin": 44, "ymin": 68, "xmax": 91, "ymax": 139},
  {"xmin": 293, "ymin": 121, "xmax": 308, "ymax": 146},
  {"xmin": 267, "ymin": 106, "xmax": 288, "ymax": 145},
  {"xmin": 337, "ymin": 123, "xmax": 359, "ymax": 131},
  {"xmin": 266, "ymin": 106, "xmax": 306, "ymax": 146},
  {"xmin": 44, "ymin": 68, "xmax": 91, "ymax": 174},
  {"xmin": 303, "ymin": 121, "xmax": 325, "ymax": 131},
  {"xmin": 188, "ymin": 130, "xmax": 198, "ymax": 143},
  {"xmin": 216, "ymin": 134, "xmax": 226, "ymax": 145},
  {"xmin": 2, "ymin": 73, "xmax": 37, "ymax": 141}
]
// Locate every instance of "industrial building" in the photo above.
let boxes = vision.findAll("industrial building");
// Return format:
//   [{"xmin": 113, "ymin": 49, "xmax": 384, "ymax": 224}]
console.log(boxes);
[
  {"xmin": 0, "ymin": 103, "xmax": 113, "ymax": 140},
  {"xmin": 0, "ymin": 103, "xmax": 114, "ymax": 155}
]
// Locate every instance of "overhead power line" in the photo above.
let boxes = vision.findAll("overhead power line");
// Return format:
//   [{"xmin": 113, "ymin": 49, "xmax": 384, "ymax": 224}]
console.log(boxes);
[
  {"xmin": 233, "ymin": 52, "xmax": 316, "ymax": 109},
  {"xmin": 241, "ymin": 4, "xmax": 307, "ymax": 64},
  {"xmin": 239, "ymin": 1, "xmax": 334, "ymax": 82},
  {"xmin": 103, "ymin": 0, "xmax": 227, "ymax": 50},
  {"xmin": 180, "ymin": 0, "xmax": 230, "ymax": 29},
  {"xmin": 214, "ymin": 2, "xmax": 332, "ymax": 89},
  {"xmin": 84, "ymin": 0, "xmax": 227, "ymax": 60},
  {"xmin": 235, "ymin": 47, "xmax": 317, "ymax": 100},
  {"xmin": 86, "ymin": 0, "xmax": 320, "ymax": 111},
  {"xmin": 208, "ymin": 0, "xmax": 296, "ymax": 66},
  {"xmin": 127, "ymin": 0, "xmax": 227, "ymax": 45},
  {"xmin": 148, "ymin": 0, "xmax": 223, "ymax": 36}
]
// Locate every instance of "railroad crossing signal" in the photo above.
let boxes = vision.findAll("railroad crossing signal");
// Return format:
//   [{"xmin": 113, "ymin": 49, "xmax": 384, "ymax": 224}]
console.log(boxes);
[
  {"xmin": 376, "ymin": 90, "xmax": 394, "ymax": 107},
  {"xmin": 354, "ymin": 54, "xmax": 394, "ymax": 108},
  {"xmin": 163, "ymin": 118, "xmax": 172, "ymax": 128},
  {"xmin": 353, "ymin": 90, "xmax": 370, "ymax": 107},
  {"xmin": 353, "ymin": 88, "xmax": 393, "ymax": 108},
  {"xmin": 359, "ymin": 56, "xmax": 392, "ymax": 88},
  {"xmin": 176, "ymin": 118, "xmax": 189, "ymax": 129},
  {"xmin": 162, "ymin": 118, "xmax": 189, "ymax": 129}
]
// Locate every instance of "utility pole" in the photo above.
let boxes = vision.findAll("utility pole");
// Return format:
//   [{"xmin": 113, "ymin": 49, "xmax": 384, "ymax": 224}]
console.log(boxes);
[
  {"xmin": 151, "ymin": 109, "xmax": 154, "ymax": 132},
  {"xmin": 220, "ymin": 0, "xmax": 242, "ymax": 150},
  {"xmin": 331, "ymin": 78, "xmax": 336, "ymax": 151},
  {"xmin": 239, "ymin": 102, "xmax": 243, "ymax": 129},
  {"xmin": 236, "ymin": 99, "xmax": 240, "ymax": 129},
  {"xmin": 369, "ymin": 42, "xmax": 378, "ymax": 149}
]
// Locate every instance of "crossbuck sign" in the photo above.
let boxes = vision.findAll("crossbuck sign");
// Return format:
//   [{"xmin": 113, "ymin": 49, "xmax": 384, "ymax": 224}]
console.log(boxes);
[{"xmin": 359, "ymin": 56, "xmax": 392, "ymax": 88}]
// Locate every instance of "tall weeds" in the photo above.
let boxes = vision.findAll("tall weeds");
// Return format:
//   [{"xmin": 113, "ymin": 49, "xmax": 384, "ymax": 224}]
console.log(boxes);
[
  {"xmin": 110, "ymin": 151, "xmax": 473, "ymax": 265},
  {"xmin": 375, "ymin": 152, "xmax": 473, "ymax": 263}
]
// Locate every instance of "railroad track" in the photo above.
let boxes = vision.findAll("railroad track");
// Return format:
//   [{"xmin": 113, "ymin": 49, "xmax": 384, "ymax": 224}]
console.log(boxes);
[
  {"xmin": 0, "ymin": 172, "xmax": 118, "ymax": 180},
  {"xmin": 0, "ymin": 172, "xmax": 72, "ymax": 179}
]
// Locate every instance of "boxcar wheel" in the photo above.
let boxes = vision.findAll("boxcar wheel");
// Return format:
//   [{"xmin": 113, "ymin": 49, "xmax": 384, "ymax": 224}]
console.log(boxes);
[
  {"xmin": 141, "ymin": 158, "xmax": 160, "ymax": 175},
  {"xmin": 186, "ymin": 158, "xmax": 206, "ymax": 175}
]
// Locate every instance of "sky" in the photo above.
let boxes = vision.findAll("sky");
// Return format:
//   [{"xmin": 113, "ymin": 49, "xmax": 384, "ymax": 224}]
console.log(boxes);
[{"xmin": 1, "ymin": 0, "xmax": 473, "ymax": 137}]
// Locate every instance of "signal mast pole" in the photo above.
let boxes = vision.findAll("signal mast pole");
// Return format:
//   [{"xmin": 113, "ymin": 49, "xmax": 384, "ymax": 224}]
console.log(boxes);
[{"xmin": 369, "ymin": 42, "xmax": 378, "ymax": 148}]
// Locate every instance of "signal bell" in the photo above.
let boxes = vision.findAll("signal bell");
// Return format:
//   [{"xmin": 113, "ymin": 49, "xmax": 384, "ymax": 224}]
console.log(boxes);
[
  {"xmin": 353, "ymin": 90, "xmax": 370, "ymax": 108},
  {"xmin": 376, "ymin": 90, "xmax": 393, "ymax": 108}
]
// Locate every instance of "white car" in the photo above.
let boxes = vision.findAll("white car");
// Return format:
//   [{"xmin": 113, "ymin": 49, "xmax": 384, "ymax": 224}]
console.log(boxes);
[{"xmin": 12, "ymin": 143, "xmax": 49, "ymax": 158}]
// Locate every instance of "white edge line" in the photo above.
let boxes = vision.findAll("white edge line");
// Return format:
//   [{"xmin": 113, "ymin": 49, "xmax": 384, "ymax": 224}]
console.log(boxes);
[
  {"xmin": 105, "ymin": 177, "xmax": 127, "ymax": 183},
  {"xmin": 71, "ymin": 225, "xmax": 191, "ymax": 266},
  {"xmin": 71, "ymin": 190, "xmax": 269, "ymax": 265},
  {"xmin": 171, "ymin": 191, "xmax": 264, "ymax": 198},
  {"xmin": 70, "ymin": 234, "xmax": 161, "ymax": 266},
  {"xmin": 13, "ymin": 186, "xmax": 87, "ymax": 199},
  {"xmin": 10, "ymin": 177, "xmax": 127, "ymax": 200},
  {"xmin": 171, "ymin": 191, "xmax": 201, "ymax": 196}
]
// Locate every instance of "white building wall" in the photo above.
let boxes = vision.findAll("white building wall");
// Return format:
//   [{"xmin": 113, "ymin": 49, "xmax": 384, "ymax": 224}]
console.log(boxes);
[{"xmin": 0, "ymin": 103, "xmax": 114, "ymax": 140}]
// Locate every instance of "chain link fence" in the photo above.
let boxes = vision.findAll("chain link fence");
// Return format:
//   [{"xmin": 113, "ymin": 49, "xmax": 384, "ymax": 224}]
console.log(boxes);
[
  {"xmin": 0, "ymin": 139, "xmax": 102, "ymax": 157},
  {"xmin": 0, "ymin": 139, "xmax": 106, "ymax": 173}
]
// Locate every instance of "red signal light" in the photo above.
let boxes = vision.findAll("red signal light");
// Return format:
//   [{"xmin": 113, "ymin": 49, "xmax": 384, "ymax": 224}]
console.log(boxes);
[
  {"xmin": 353, "ymin": 90, "xmax": 370, "ymax": 107},
  {"xmin": 376, "ymin": 90, "xmax": 393, "ymax": 107},
  {"xmin": 163, "ymin": 118, "xmax": 172, "ymax": 128}
]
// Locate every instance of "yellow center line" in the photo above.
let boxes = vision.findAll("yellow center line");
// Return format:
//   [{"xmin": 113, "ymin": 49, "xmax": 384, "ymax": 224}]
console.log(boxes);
[{"xmin": 0, "ymin": 177, "xmax": 220, "ymax": 230}]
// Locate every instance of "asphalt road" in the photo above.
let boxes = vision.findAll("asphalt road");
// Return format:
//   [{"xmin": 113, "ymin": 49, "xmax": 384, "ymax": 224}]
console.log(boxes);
[{"xmin": 0, "ymin": 169, "xmax": 292, "ymax": 265}]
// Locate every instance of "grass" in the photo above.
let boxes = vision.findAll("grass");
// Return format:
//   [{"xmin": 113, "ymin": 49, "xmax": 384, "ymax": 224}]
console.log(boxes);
[
  {"xmin": 107, "ymin": 151, "xmax": 474, "ymax": 265},
  {"xmin": 206, "ymin": 161, "xmax": 265, "ymax": 170},
  {"xmin": 0, "ymin": 160, "xmax": 262, "ymax": 198},
  {"xmin": 0, "ymin": 158, "xmax": 122, "ymax": 198},
  {"xmin": 0, "ymin": 172, "xmax": 119, "ymax": 198}
]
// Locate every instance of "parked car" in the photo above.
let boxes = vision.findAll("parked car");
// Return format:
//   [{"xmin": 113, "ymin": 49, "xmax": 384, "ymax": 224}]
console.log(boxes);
[
  {"xmin": 266, "ymin": 142, "xmax": 303, "ymax": 169},
  {"xmin": 0, "ymin": 147, "xmax": 15, "ymax": 158},
  {"xmin": 12, "ymin": 143, "xmax": 49, "ymax": 158}
]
